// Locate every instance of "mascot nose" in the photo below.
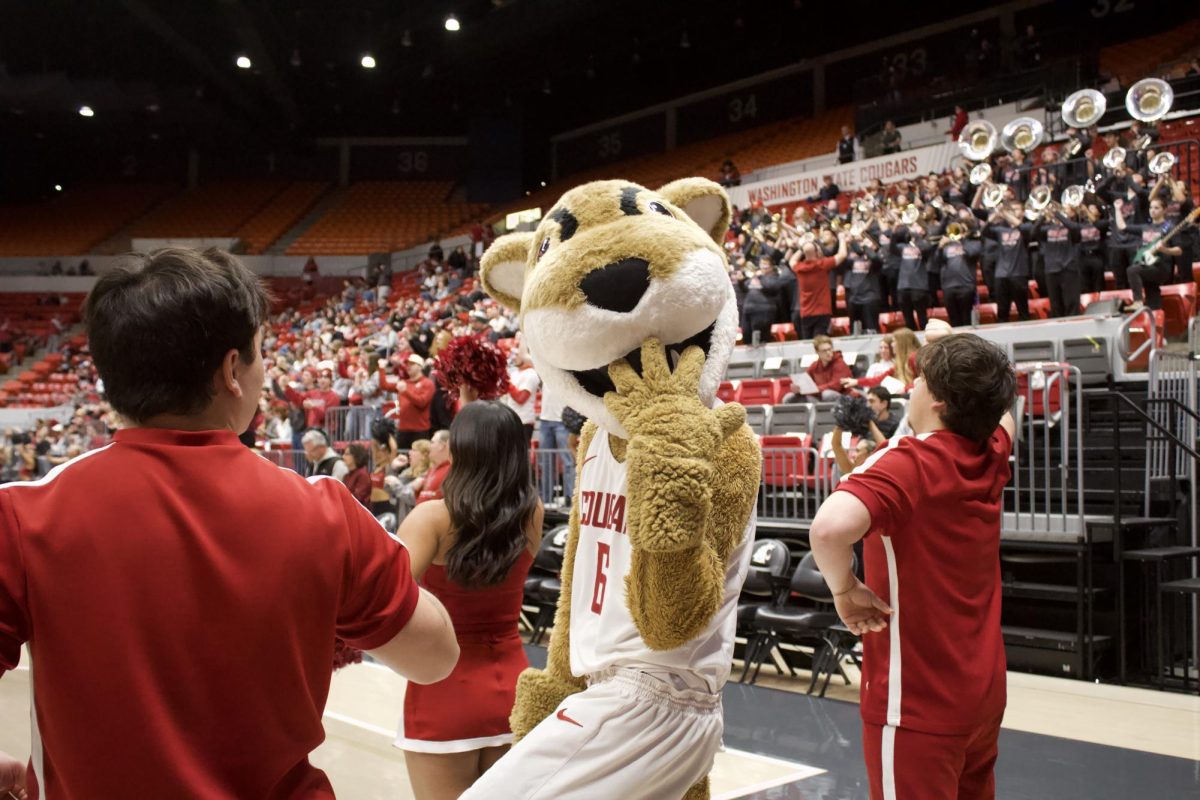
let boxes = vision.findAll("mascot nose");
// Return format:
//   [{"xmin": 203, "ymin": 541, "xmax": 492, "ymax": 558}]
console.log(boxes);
[{"xmin": 579, "ymin": 258, "xmax": 650, "ymax": 313}]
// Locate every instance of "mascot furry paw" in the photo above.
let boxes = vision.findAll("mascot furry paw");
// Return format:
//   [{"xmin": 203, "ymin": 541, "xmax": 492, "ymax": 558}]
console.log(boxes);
[{"xmin": 460, "ymin": 178, "xmax": 761, "ymax": 800}]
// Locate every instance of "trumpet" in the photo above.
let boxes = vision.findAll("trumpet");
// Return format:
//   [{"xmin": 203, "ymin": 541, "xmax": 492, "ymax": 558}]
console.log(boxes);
[
  {"xmin": 1103, "ymin": 147, "xmax": 1127, "ymax": 170},
  {"xmin": 1061, "ymin": 185, "xmax": 1087, "ymax": 208},
  {"xmin": 1024, "ymin": 185, "xmax": 1053, "ymax": 220},
  {"xmin": 958, "ymin": 120, "xmax": 998, "ymax": 162},
  {"xmin": 1001, "ymin": 116, "xmax": 1045, "ymax": 154},
  {"xmin": 900, "ymin": 204, "xmax": 920, "ymax": 226},
  {"xmin": 982, "ymin": 184, "xmax": 1007, "ymax": 209},
  {"xmin": 969, "ymin": 162, "xmax": 993, "ymax": 186},
  {"xmin": 1148, "ymin": 151, "xmax": 1177, "ymax": 176},
  {"xmin": 944, "ymin": 221, "xmax": 968, "ymax": 241}
]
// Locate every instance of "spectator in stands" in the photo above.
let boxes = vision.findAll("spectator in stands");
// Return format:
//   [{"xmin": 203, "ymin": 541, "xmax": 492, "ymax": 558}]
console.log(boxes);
[
  {"xmin": 447, "ymin": 246, "xmax": 468, "ymax": 273},
  {"xmin": 1017, "ymin": 24, "xmax": 1042, "ymax": 70},
  {"xmin": 948, "ymin": 105, "xmax": 969, "ymax": 141},
  {"xmin": 981, "ymin": 201, "xmax": 1034, "ymax": 323},
  {"xmin": 0, "ymin": 246, "xmax": 458, "ymax": 798},
  {"xmin": 537, "ymin": 384, "xmax": 574, "ymax": 506},
  {"xmin": 738, "ymin": 260, "xmax": 784, "ymax": 345},
  {"xmin": 387, "ymin": 439, "xmax": 432, "ymax": 523},
  {"xmin": 342, "ymin": 443, "xmax": 372, "ymax": 508},
  {"xmin": 369, "ymin": 420, "xmax": 399, "ymax": 516},
  {"xmin": 836, "ymin": 126, "xmax": 858, "ymax": 164},
  {"xmin": 381, "ymin": 355, "xmax": 435, "ymax": 449},
  {"xmin": 428, "ymin": 241, "xmax": 445, "ymax": 264},
  {"xmin": 719, "ymin": 159, "xmax": 742, "ymax": 188},
  {"xmin": 806, "ymin": 335, "xmax": 854, "ymax": 401},
  {"xmin": 891, "ymin": 224, "xmax": 934, "ymax": 331},
  {"xmin": 1115, "ymin": 196, "xmax": 1180, "ymax": 312},
  {"xmin": 417, "ymin": 430, "xmax": 451, "ymax": 504},
  {"xmin": 809, "ymin": 175, "xmax": 841, "ymax": 204},
  {"xmin": 791, "ymin": 235, "xmax": 849, "ymax": 339},
  {"xmin": 935, "ymin": 218, "xmax": 983, "ymax": 327},
  {"xmin": 830, "ymin": 426, "xmax": 878, "ymax": 479},
  {"xmin": 867, "ymin": 386, "xmax": 900, "ymax": 439},
  {"xmin": 891, "ymin": 327, "xmax": 921, "ymax": 389},
  {"xmin": 880, "ymin": 120, "xmax": 902, "ymax": 155},
  {"xmin": 504, "ymin": 351, "xmax": 540, "ymax": 443},
  {"xmin": 843, "ymin": 336, "xmax": 896, "ymax": 391},
  {"xmin": 302, "ymin": 428, "xmax": 348, "ymax": 480}
]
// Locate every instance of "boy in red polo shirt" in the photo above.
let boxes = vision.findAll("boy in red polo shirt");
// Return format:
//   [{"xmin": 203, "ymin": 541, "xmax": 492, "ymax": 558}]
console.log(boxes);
[
  {"xmin": 810, "ymin": 334, "xmax": 1016, "ymax": 800},
  {"xmin": 0, "ymin": 248, "xmax": 458, "ymax": 799}
]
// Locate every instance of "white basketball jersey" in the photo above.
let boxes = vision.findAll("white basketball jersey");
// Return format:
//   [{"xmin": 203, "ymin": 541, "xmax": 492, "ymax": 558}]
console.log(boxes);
[{"xmin": 569, "ymin": 430, "xmax": 755, "ymax": 693}]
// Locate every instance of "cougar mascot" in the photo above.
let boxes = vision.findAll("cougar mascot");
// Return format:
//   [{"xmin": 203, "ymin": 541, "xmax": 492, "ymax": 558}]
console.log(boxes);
[{"xmin": 459, "ymin": 178, "xmax": 760, "ymax": 800}]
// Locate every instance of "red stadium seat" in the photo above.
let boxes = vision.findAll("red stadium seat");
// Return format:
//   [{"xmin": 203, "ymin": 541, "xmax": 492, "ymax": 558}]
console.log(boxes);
[
  {"xmin": 1028, "ymin": 298, "xmax": 1051, "ymax": 320},
  {"xmin": 1159, "ymin": 283, "xmax": 1196, "ymax": 337},
  {"xmin": 829, "ymin": 317, "xmax": 850, "ymax": 337},
  {"xmin": 738, "ymin": 379, "xmax": 780, "ymax": 406},
  {"xmin": 771, "ymin": 323, "xmax": 797, "ymax": 342},
  {"xmin": 717, "ymin": 381, "xmax": 739, "ymax": 404},
  {"xmin": 977, "ymin": 303, "xmax": 998, "ymax": 325},
  {"xmin": 879, "ymin": 312, "xmax": 906, "ymax": 333}
]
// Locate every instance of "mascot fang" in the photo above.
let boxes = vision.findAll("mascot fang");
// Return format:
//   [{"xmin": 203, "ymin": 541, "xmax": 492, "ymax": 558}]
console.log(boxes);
[{"xmin": 461, "ymin": 178, "xmax": 761, "ymax": 800}]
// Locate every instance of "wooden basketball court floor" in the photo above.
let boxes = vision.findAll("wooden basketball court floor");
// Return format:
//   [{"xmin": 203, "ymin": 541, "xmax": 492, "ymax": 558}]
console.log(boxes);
[{"xmin": 2, "ymin": 644, "xmax": 1197, "ymax": 798}]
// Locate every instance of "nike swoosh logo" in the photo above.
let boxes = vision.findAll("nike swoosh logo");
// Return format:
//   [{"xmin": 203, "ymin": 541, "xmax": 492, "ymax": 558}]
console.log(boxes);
[{"xmin": 556, "ymin": 708, "xmax": 583, "ymax": 727}]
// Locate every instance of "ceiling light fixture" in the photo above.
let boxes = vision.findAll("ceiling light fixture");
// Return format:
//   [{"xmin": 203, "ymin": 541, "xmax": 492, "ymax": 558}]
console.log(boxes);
[
  {"xmin": 236, "ymin": 55, "xmax": 252, "ymax": 69},
  {"xmin": 361, "ymin": 54, "xmax": 377, "ymax": 69},
  {"xmin": 54, "ymin": 184, "xmax": 62, "ymax": 192},
  {"xmin": 444, "ymin": 14, "xmax": 460, "ymax": 32},
  {"xmin": 78, "ymin": 105, "xmax": 94, "ymax": 117}
]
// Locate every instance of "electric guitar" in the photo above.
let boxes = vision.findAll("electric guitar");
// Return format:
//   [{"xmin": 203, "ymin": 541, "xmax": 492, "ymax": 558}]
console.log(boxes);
[{"xmin": 1133, "ymin": 207, "xmax": 1200, "ymax": 267}]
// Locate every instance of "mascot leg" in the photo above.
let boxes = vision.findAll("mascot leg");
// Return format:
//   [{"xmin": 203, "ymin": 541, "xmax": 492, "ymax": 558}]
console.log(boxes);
[{"xmin": 682, "ymin": 776, "xmax": 710, "ymax": 800}]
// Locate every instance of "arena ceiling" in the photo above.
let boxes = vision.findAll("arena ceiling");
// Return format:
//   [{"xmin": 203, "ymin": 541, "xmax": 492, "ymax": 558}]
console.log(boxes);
[{"xmin": 0, "ymin": 0, "xmax": 987, "ymax": 147}]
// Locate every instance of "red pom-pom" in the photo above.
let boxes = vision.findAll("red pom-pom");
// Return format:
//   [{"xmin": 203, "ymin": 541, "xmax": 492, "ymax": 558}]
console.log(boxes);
[{"xmin": 431, "ymin": 336, "xmax": 511, "ymax": 400}]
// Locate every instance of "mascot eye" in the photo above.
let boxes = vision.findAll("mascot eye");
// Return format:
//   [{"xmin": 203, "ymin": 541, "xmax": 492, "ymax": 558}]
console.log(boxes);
[
  {"xmin": 648, "ymin": 201, "xmax": 673, "ymax": 217},
  {"xmin": 537, "ymin": 237, "xmax": 550, "ymax": 259}
]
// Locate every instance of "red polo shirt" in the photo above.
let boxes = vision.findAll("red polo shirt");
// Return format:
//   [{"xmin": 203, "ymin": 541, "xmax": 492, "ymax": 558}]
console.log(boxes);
[
  {"xmin": 0, "ymin": 428, "xmax": 418, "ymax": 798},
  {"xmin": 835, "ymin": 427, "xmax": 1011, "ymax": 735}
]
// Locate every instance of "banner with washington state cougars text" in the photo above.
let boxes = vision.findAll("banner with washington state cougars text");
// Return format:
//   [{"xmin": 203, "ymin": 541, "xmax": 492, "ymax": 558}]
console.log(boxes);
[{"xmin": 727, "ymin": 141, "xmax": 960, "ymax": 209}]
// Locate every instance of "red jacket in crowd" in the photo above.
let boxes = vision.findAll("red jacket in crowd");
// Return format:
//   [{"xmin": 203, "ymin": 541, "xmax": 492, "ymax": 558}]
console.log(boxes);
[
  {"xmin": 792, "ymin": 256, "xmax": 840, "ymax": 318},
  {"xmin": 379, "ymin": 370, "xmax": 435, "ymax": 433},
  {"xmin": 808, "ymin": 352, "xmax": 854, "ymax": 395},
  {"xmin": 283, "ymin": 386, "xmax": 342, "ymax": 430},
  {"xmin": 343, "ymin": 467, "xmax": 372, "ymax": 508}
]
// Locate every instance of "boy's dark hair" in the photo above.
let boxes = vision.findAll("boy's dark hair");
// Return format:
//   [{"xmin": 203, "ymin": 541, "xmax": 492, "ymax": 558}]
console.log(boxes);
[
  {"xmin": 867, "ymin": 385, "xmax": 892, "ymax": 404},
  {"xmin": 85, "ymin": 248, "xmax": 270, "ymax": 423},
  {"xmin": 917, "ymin": 334, "xmax": 1015, "ymax": 444}
]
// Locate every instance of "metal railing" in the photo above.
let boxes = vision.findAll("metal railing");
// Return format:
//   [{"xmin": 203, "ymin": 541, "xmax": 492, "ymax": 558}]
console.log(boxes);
[
  {"xmin": 1147, "ymin": 350, "xmax": 1200, "ymax": 547},
  {"xmin": 757, "ymin": 446, "xmax": 834, "ymax": 525},
  {"xmin": 260, "ymin": 448, "xmax": 308, "ymax": 474},
  {"xmin": 532, "ymin": 448, "xmax": 575, "ymax": 508},
  {"xmin": 1117, "ymin": 306, "xmax": 1158, "ymax": 365},
  {"xmin": 324, "ymin": 405, "xmax": 380, "ymax": 444},
  {"xmin": 1006, "ymin": 363, "xmax": 1086, "ymax": 540}
]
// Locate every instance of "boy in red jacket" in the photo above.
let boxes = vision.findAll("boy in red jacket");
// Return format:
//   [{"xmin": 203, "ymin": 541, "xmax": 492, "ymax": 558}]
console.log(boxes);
[
  {"xmin": 380, "ymin": 354, "xmax": 435, "ymax": 448},
  {"xmin": 805, "ymin": 335, "xmax": 854, "ymax": 401}
]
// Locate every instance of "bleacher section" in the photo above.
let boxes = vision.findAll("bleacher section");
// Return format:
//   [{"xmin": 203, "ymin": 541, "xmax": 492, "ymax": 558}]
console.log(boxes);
[
  {"xmin": 129, "ymin": 181, "xmax": 294, "ymax": 241},
  {"xmin": 0, "ymin": 184, "xmax": 171, "ymax": 257},
  {"xmin": 286, "ymin": 181, "xmax": 488, "ymax": 256},
  {"xmin": 1098, "ymin": 19, "xmax": 1200, "ymax": 88},
  {"xmin": 234, "ymin": 181, "xmax": 330, "ymax": 254}
]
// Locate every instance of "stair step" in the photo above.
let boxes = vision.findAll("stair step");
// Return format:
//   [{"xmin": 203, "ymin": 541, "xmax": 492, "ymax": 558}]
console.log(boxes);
[
  {"xmin": 1002, "ymin": 581, "xmax": 1109, "ymax": 601},
  {"xmin": 1117, "ymin": 516, "xmax": 1178, "ymax": 528},
  {"xmin": 1002, "ymin": 626, "xmax": 1113, "ymax": 653}
]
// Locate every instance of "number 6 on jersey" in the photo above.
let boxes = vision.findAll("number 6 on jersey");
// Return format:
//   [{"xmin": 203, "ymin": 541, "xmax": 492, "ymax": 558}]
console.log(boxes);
[{"xmin": 590, "ymin": 542, "xmax": 611, "ymax": 613}]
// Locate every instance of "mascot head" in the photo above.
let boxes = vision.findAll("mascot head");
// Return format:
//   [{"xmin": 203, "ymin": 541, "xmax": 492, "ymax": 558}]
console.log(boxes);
[{"xmin": 480, "ymin": 178, "xmax": 736, "ymax": 439}]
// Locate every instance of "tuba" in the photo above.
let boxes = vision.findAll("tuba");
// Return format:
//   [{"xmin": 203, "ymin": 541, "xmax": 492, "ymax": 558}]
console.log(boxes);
[
  {"xmin": 1001, "ymin": 116, "xmax": 1044, "ymax": 154},
  {"xmin": 1148, "ymin": 151, "xmax": 1177, "ymax": 176},
  {"xmin": 1062, "ymin": 88, "xmax": 1107, "ymax": 130},
  {"xmin": 900, "ymin": 204, "xmax": 920, "ymax": 225},
  {"xmin": 969, "ymin": 162, "xmax": 993, "ymax": 186},
  {"xmin": 1126, "ymin": 78, "xmax": 1173, "ymax": 150},
  {"xmin": 958, "ymin": 120, "xmax": 998, "ymax": 161}
]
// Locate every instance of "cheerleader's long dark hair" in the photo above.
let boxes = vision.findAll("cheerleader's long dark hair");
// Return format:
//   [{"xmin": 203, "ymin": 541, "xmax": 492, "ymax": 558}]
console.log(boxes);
[{"xmin": 442, "ymin": 401, "xmax": 539, "ymax": 588}]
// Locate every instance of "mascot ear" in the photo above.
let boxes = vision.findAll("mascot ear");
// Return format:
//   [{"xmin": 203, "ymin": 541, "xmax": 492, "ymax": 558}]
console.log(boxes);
[
  {"xmin": 480, "ymin": 232, "xmax": 534, "ymax": 312},
  {"xmin": 657, "ymin": 178, "xmax": 732, "ymax": 244}
]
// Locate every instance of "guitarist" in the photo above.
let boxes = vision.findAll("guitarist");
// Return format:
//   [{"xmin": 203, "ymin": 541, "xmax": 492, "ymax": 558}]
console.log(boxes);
[{"xmin": 1114, "ymin": 197, "xmax": 1182, "ymax": 312}]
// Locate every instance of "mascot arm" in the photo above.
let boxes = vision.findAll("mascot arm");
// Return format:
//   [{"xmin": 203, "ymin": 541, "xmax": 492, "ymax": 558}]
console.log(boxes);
[
  {"xmin": 508, "ymin": 426, "xmax": 592, "ymax": 742},
  {"xmin": 627, "ymin": 425, "xmax": 761, "ymax": 651}
]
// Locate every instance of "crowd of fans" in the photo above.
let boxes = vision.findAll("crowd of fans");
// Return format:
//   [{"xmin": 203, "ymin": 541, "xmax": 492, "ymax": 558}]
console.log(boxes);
[{"xmin": 728, "ymin": 119, "xmax": 1194, "ymax": 343}]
